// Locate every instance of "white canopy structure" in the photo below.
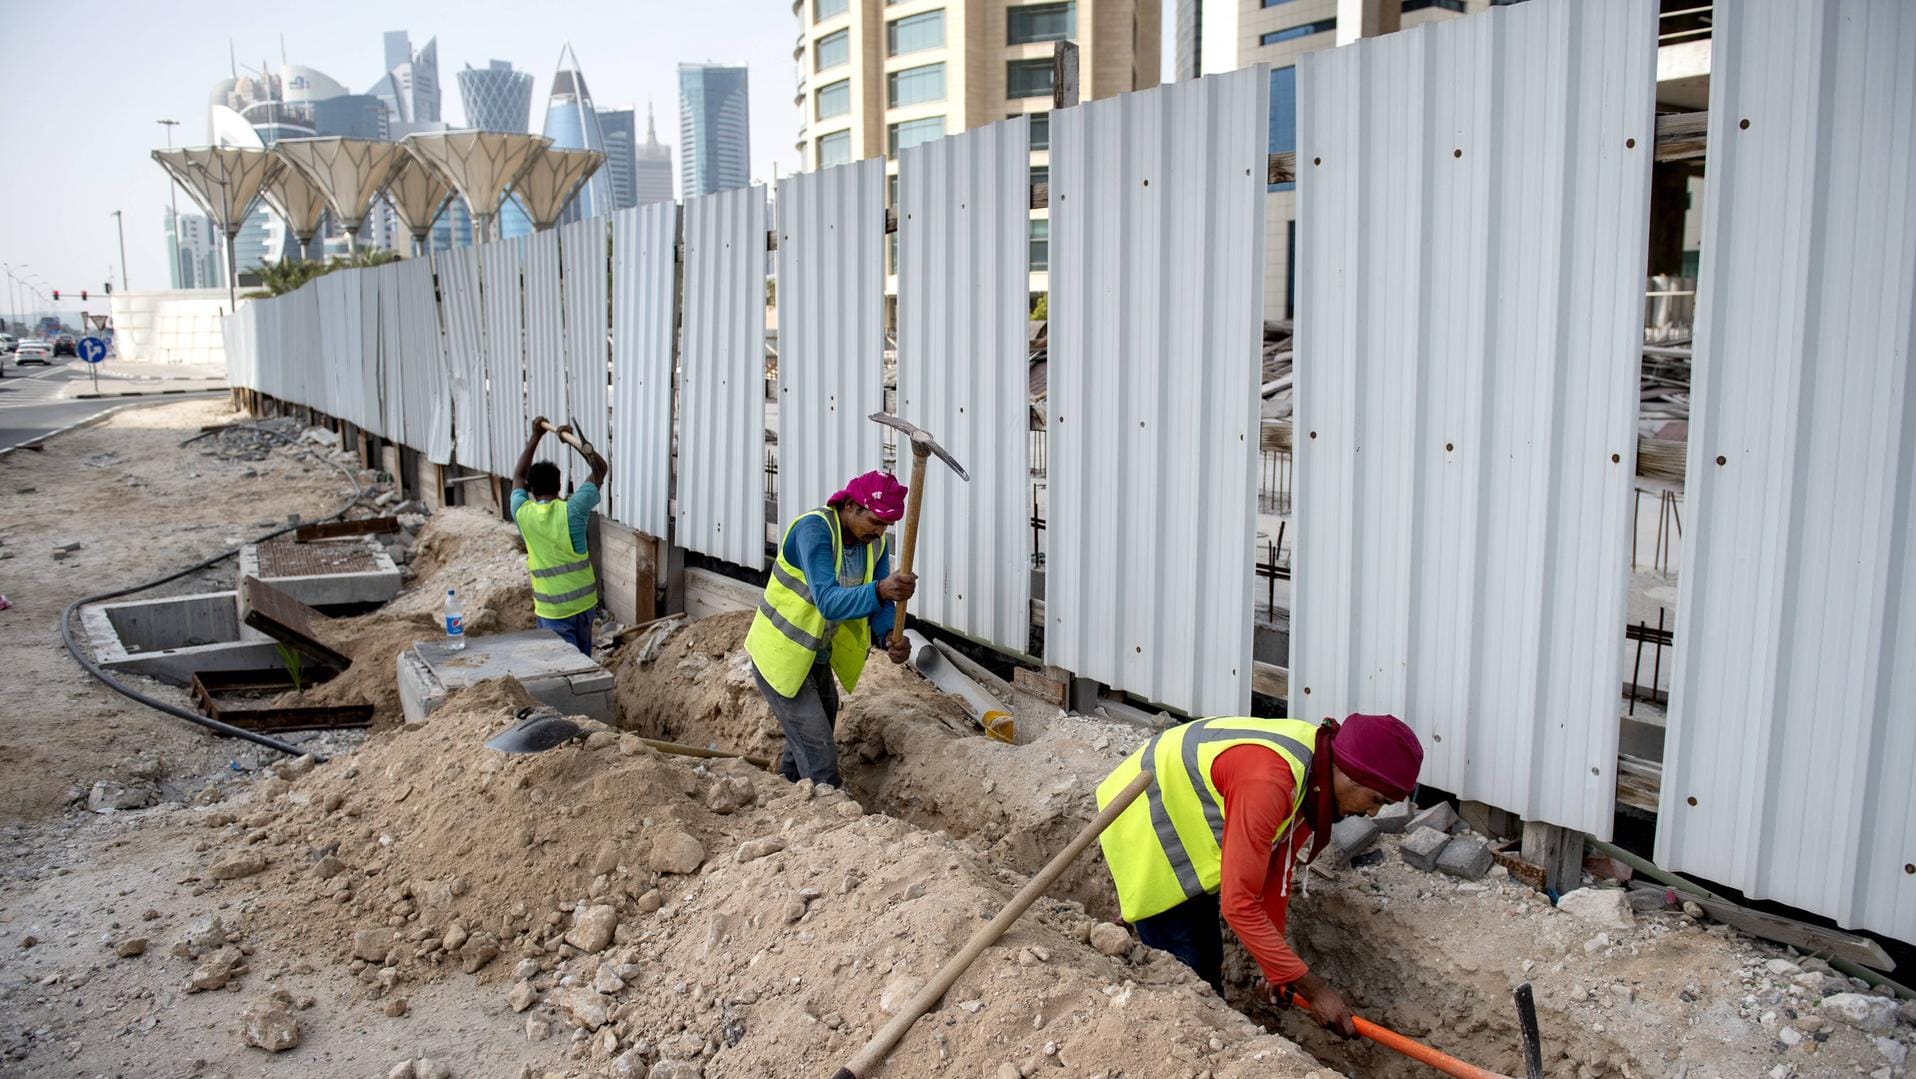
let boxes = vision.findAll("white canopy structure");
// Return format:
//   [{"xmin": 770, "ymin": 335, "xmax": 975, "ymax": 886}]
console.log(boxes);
[
  {"xmin": 512, "ymin": 147, "xmax": 605, "ymax": 231},
  {"xmin": 257, "ymin": 164, "xmax": 329, "ymax": 261},
  {"xmin": 381, "ymin": 154, "xmax": 453, "ymax": 256},
  {"xmin": 273, "ymin": 137, "xmax": 409, "ymax": 252},
  {"xmin": 402, "ymin": 131, "xmax": 549, "ymax": 243},
  {"xmin": 151, "ymin": 146, "xmax": 281, "ymax": 310}
]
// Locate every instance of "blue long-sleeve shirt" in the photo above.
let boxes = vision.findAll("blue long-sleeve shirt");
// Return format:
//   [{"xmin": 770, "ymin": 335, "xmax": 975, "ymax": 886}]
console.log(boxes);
[{"xmin": 785, "ymin": 513, "xmax": 894, "ymax": 645}]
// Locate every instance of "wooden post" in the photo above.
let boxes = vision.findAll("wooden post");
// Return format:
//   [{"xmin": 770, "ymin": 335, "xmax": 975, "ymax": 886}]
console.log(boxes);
[
  {"xmin": 1052, "ymin": 41, "xmax": 1080, "ymax": 110},
  {"xmin": 1521, "ymin": 821, "xmax": 1585, "ymax": 895},
  {"xmin": 1461, "ymin": 801, "xmax": 1520, "ymax": 841}
]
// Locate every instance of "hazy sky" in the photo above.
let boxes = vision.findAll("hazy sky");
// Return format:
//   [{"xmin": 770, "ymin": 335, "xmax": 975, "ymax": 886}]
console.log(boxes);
[{"xmin": 0, "ymin": 0, "xmax": 1175, "ymax": 319}]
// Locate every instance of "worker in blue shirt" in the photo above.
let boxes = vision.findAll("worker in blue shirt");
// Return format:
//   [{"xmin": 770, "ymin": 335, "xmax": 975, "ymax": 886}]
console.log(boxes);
[
  {"xmin": 510, "ymin": 417, "xmax": 608, "ymax": 656},
  {"xmin": 744, "ymin": 471, "xmax": 916, "ymax": 786}
]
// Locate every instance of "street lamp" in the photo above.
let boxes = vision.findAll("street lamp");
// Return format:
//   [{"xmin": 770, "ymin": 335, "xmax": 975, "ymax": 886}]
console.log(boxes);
[{"xmin": 159, "ymin": 119, "xmax": 181, "ymax": 286}]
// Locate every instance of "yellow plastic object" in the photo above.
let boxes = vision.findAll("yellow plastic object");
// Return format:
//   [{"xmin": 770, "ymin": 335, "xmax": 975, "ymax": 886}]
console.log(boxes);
[{"xmin": 982, "ymin": 711, "xmax": 1016, "ymax": 744}]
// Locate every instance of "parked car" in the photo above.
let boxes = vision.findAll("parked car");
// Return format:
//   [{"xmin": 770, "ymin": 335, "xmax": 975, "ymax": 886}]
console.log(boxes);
[
  {"xmin": 52, "ymin": 334, "xmax": 77, "ymax": 357},
  {"xmin": 0, "ymin": 333, "xmax": 16, "ymax": 353},
  {"xmin": 15, "ymin": 340, "xmax": 52, "ymax": 365}
]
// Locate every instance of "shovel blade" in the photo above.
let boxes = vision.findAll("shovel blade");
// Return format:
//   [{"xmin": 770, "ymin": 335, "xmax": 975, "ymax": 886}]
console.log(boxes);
[{"xmin": 485, "ymin": 710, "xmax": 586, "ymax": 754}]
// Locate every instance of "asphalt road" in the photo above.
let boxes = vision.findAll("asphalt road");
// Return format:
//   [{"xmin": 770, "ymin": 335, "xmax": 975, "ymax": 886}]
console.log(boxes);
[{"xmin": 0, "ymin": 358, "xmax": 214, "ymax": 453}]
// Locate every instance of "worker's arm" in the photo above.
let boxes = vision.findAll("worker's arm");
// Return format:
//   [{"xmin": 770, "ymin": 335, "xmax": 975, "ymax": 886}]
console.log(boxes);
[
  {"xmin": 1213, "ymin": 746, "xmax": 1355, "ymax": 1036},
  {"xmin": 871, "ymin": 536, "xmax": 908, "ymax": 662},
  {"xmin": 512, "ymin": 417, "xmax": 548, "ymax": 491},
  {"xmin": 556, "ymin": 423, "xmax": 609, "ymax": 486},
  {"xmin": 790, "ymin": 517, "xmax": 881, "ymax": 623}
]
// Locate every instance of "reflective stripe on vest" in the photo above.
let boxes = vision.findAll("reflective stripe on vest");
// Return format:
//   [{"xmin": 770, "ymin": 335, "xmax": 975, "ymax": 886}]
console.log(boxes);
[
  {"xmin": 745, "ymin": 508, "xmax": 883, "ymax": 699},
  {"xmin": 515, "ymin": 498, "xmax": 598, "ymax": 620},
  {"xmin": 1095, "ymin": 717, "xmax": 1319, "ymax": 923}
]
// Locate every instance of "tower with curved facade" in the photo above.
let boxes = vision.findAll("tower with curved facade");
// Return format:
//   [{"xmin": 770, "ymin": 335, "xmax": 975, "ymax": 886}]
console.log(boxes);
[
  {"xmin": 459, "ymin": 60, "xmax": 534, "ymax": 135},
  {"xmin": 541, "ymin": 44, "xmax": 612, "ymax": 225}
]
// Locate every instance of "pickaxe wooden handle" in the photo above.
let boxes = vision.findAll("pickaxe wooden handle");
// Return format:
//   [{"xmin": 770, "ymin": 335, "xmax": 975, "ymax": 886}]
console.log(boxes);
[
  {"xmin": 536, "ymin": 418, "xmax": 594, "ymax": 457},
  {"xmin": 888, "ymin": 443, "xmax": 930, "ymax": 649}
]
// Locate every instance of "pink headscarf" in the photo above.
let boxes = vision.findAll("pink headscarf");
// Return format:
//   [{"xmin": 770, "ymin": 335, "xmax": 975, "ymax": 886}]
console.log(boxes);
[{"xmin": 828, "ymin": 470, "xmax": 909, "ymax": 522}]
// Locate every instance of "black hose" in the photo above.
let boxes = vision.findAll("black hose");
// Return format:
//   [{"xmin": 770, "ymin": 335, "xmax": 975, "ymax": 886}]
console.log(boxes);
[{"xmin": 58, "ymin": 423, "xmax": 365, "ymax": 759}]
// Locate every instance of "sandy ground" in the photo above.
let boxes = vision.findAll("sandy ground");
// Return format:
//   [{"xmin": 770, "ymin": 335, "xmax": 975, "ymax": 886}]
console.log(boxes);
[{"xmin": 2, "ymin": 402, "xmax": 1912, "ymax": 1079}]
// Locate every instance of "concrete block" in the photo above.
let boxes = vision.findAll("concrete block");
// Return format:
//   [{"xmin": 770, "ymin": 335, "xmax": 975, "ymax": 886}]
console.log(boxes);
[
  {"xmin": 1436, "ymin": 837, "xmax": 1494, "ymax": 880},
  {"xmin": 1374, "ymin": 800, "xmax": 1413, "ymax": 834},
  {"xmin": 1331, "ymin": 816, "xmax": 1381, "ymax": 862},
  {"xmin": 1400, "ymin": 826, "xmax": 1452, "ymax": 872},
  {"xmin": 239, "ymin": 538, "xmax": 402, "ymax": 609},
  {"xmin": 84, "ymin": 591, "xmax": 283, "ymax": 687},
  {"xmin": 1409, "ymin": 801, "xmax": 1460, "ymax": 835},
  {"xmin": 399, "ymin": 629, "xmax": 614, "ymax": 726}
]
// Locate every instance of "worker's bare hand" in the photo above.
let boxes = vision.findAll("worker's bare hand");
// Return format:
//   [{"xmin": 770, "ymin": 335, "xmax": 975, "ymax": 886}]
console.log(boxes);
[
  {"xmin": 876, "ymin": 571, "xmax": 917, "ymax": 602},
  {"xmin": 530, "ymin": 416, "xmax": 551, "ymax": 436},
  {"xmin": 885, "ymin": 633, "xmax": 911, "ymax": 664},
  {"xmin": 1290, "ymin": 974, "xmax": 1356, "ymax": 1038}
]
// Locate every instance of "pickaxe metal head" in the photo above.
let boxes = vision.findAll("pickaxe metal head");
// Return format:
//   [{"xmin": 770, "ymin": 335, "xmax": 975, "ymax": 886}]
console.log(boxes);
[{"xmin": 867, "ymin": 412, "xmax": 970, "ymax": 481}]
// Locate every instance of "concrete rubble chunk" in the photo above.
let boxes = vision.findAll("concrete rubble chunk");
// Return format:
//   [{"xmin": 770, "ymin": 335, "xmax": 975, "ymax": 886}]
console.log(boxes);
[
  {"xmin": 705, "ymin": 776, "xmax": 756, "ymax": 815},
  {"xmin": 879, "ymin": 974, "xmax": 926, "ymax": 1016},
  {"xmin": 417, "ymin": 1058, "xmax": 453, "ymax": 1079},
  {"xmin": 1399, "ymin": 826, "xmax": 1452, "ymax": 872},
  {"xmin": 208, "ymin": 852, "xmax": 268, "ymax": 880},
  {"xmin": 647, "ymin": 1062, "xmax": 703, "ymax": 1079},
  {"xmin": 1557, "ymin": 887, "xmax": 1636, "ymax": 930},
  {"xmin": 274, "ymin": 754, "xmax": 318, "ymax": 780},
  {"xmin": 89, "ymin": 780, "xmax": 156, "ymax": 813},
  {"xmin": 735, "ymin": 836, "xmax": 787, "ymax": 864},
  {"xmin": 565, "ymin": 904, "xmax": 619, "ymax": 953},
  {"xmin": 188, "ymin": 945, "xmax": 246, "ymax": 992},
  {"xmin": 181, "ymin": 915, "xmax": 227, "ymax": 957},
  {"xmin": 116, "ymin": 937, "xmax": 148, "ymax": 958},
  {"xmin": 353, "ymin": 927, "xmax": 393, "ymax": 963},
  {"xmin": 312, "ymin": 855, "xmax": 346, "ymax": 880},
  {"xmin": 460, "ymin": 932, "xmax": 501, "ymax": 974},
  {"xmin": 1089, "ymin": 923, "xmax": 1133, "ymax": 957},
  {"xmin": 556, "ymin": 988, "xmax": 611, "ymax": 1030},
  {"xmin": 1409, "ymin": 802, "xmax": 1460, "ymax": 835},
  {"xmin": 1331, "ymin": 816, "xmax": 1381, "ymax": 861},
  {"xmin": 388, "ymin": 1061, "xmax": 416, "ymax": 1079},
  {"xmin": 1823, "ymin": 993, "xmax": 1900, "ymax": 1034},
  {"xmin": 1436, "ymin": 837, "xmax": 1493, "ymax": 880},
  {"xmin": 507, "ymin": 980, "xmax": 538, "ymax": 1013},
  {"xmin": 648, "ymin": 828, "xmax": 707, "ymax": 874},
  {"xmin": 1374, "ymin": 800, "xmax": 1413, "ymax": 834},
  {"xmin": 240, "ymin": 992, "xmax": 301, "ymax": 1052}
]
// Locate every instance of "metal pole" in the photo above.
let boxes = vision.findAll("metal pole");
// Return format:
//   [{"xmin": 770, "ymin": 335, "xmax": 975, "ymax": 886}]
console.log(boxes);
[
  {"xmin": 225, "ymin": 230, "xmax": 239, "ymax": 314},
  {"xmin": 113, "ymin": 210, "xmax": 129, "ymax": 292},
  {"xmin": 159, "ymin": 120, "xmax": 180, "ymax": 286}
]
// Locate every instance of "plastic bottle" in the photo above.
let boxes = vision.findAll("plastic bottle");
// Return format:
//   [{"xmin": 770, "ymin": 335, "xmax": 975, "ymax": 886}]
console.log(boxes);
[{"xmin": 444, "ymin": 588, "xmax": 466, "ymax": 650}]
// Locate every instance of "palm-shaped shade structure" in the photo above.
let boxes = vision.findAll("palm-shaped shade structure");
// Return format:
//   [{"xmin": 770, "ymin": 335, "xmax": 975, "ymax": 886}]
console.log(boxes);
[
  {"xmin": 380, "ymin": 155, "xmax": 453, "ymax": 255},
  {"xmin": 273, "ymin": 137, "xmax": 410, "ymax": 252},
  {"xmin": 402, "ymin": 131, "xmax": 550, "ymax": 243},
  {"xmin": 151, "ymin": 146, "xmax": 280, "ymax": 310},
  {"xmin": 513, "ymin": 147, "xmax": 606, "ymax": 231},
  {"xmin": 257, "ymin": 164, "xmax": 329, "ymax": 261}
]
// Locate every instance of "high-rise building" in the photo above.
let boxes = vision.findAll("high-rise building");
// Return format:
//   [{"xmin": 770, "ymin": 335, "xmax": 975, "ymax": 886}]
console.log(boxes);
[
  {"xmin": 543, "ymin": 44, "xmax": 614, "ymax": 225},
  {"xmin": 792, "ymin": 0, "xmax": 1161, "ymax": 297},
  {"xmin": 370, "ymin": 32, "xmax": 440, "ymax": 125},
  {"xmin": 678, "ymin": 63, "xmax": 749, "ymax": 198},
  {"xmin": 458, "ymin": 59, "xmax": 534, "ymax": 134},
  {"xmin": 634, "ymin": 102, "xmax": 675, "ymax": 206},
  {"xmin": 598, "ymin": 107, "xmax": 638, "ymax": 211},
  {"xmin": 1181, "ymin": 0, "xmax": 1482, "ymax": 317},
  {"xmin": 165, "ymin": 208, "xmax": 225, "ymax": 290}
]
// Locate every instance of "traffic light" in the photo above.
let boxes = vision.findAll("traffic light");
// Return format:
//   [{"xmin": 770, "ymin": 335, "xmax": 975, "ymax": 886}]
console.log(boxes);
[
  {"xmin": 81, "ymin": 290, "xmax": 88, "ymax": 301},
  {"xmin": 51, "ymin": 290, "xmax": 59, "ymax": 301}
]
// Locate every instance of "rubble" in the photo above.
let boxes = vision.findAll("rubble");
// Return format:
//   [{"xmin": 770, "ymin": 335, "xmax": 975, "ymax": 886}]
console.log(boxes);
[
  {"xmin": 240, "ymin": 991, "xmax": 301, "ymax": 1052},
  {"xmin": 1825, "ymin": 993, "xmax": 1902, "ymax": 1034},
  {"xmin": 87, "ymin": 780, "xmax": 155, "ymax": 813}
]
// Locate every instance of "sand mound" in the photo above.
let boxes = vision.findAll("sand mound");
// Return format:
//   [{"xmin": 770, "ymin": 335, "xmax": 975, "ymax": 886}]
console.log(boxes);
[{"xmin": 186, "ymin": 676, "xmax": 1324, "ymax": 1078}]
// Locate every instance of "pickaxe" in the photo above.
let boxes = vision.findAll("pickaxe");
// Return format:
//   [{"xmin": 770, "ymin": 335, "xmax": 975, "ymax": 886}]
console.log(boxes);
[
  {"xmin": 866, "ymin": 413, "xmax": 969, "ymax": 648},
  {"xmin": 534, "ymin": 417, "xmax": 595, "ymax": 458}
]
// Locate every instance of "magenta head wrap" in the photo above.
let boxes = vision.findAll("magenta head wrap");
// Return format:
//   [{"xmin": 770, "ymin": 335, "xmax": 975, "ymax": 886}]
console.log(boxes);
[
  {"xmin": 828, "ymin": 470, "xmax": 909, "ymax": 522},
  {"xmin": 1332, "ymin": 713, "xmax": 1423, "ymax": 801}
]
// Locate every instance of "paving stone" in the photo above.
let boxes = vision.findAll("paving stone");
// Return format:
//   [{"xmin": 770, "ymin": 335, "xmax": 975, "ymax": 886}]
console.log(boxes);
[
  {"xmin": 1374, "ymin": 800, "xmax": 1413, "ymax": 834},
  {"xmin": 1436, "ymin": 837, "xmax": 1493, "ymax": 880},
  {"xmin": 1409, "ymin": 801, "xmax": 1460, "ymax": 835},
  {"xmin": 1331, "ymin": 816, "xmax": 1381, "ymax": 862},
  {"xmin": 1400, "ymin": 826, "xmax": 1452, "ymax": 872}
]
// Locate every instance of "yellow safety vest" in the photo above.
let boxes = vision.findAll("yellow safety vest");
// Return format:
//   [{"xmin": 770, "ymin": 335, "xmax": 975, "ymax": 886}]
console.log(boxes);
[
  {"xmin": 1096, "ymin": 717, "xmax": 1320, "ymax": 922},
  {"xmin": 745, "ymin": 508, "xmax": 884, "ymax": 698},
  {"xmin": 515, "ymin": 498, "xmax": 598, "ymax": 620}
]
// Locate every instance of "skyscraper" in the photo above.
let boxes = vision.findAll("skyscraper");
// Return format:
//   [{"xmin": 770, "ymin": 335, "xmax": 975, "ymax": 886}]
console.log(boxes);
[
  {"xmin": 458, "ymin": 60, "xmax": 533, "ymax": 134},
  {"xmin": 541, "ymin": 44, "xmax": 613, "ymax": 225},
  {"xmin": 678, "ymin": 63, "xmax": 749, "ymax": 198},
  {"xmin": 634, "ymin": 103, "xmax": 674, "ymax": 206},
  {"xmin": 370, "ymin": 32, "xmax": 440, "ymax": 127},
  {"xmin": 597, "ymin": 107, "xmax": 637, "ymax": 211},
  {"xmin": 165, "ymin": 208, "xmax": 224, "ymax": 290}
]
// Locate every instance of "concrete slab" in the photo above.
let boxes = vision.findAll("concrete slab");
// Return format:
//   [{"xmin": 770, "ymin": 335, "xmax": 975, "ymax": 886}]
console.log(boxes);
[
  {"xmin": 397, "ymin": 629, "xmax": 615, "ymax": 726},
  {"xmin": 239, "ymin": 537, "xmax": 401, "ymax": 609},
  {"xmin": 83, "ymin": 591, "xmax": 283, "ymax": 686}
]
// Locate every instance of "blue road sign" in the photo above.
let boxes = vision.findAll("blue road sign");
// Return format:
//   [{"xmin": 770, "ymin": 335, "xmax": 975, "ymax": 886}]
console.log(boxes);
[{"xmin": 78, "ymin": 337, "xmax": 107, "ymax": 364}]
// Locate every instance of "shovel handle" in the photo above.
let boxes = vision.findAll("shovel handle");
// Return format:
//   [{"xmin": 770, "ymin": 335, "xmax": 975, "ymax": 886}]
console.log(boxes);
[
  {"xmin": 1274, "ymin": 986, "xmax": 1515, "ymax": 1079},
  {"xmin": 887, "ymin": 446, "xmax": 929, "ymax": 649}
]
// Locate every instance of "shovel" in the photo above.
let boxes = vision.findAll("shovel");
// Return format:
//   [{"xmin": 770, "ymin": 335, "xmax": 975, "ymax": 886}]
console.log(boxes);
[{"xmin": 484, "ymin": 706, "xmax": 774, "ymax": 768}]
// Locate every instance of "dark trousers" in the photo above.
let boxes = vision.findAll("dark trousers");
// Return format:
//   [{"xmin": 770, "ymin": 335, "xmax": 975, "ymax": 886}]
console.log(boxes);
[
  {"xmin": 537, "ymin": 610, "xmax": 596, "ymax": 656},
  {"xmin": 1134, "ymin": 892, "xmax": 1225, "ymax": 992},
  {"xmin": 752, "ymin": 661, "xmax": 841, "ymax": 787}
]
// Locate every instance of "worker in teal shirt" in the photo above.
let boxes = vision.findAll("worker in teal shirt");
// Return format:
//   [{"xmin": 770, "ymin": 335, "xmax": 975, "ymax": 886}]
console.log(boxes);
[{"xmin": 510, "ymin": 417, "xmax": 608, "ymax": 655}]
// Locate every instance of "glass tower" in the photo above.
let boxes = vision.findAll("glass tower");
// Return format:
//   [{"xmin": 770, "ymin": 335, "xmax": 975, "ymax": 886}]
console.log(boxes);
[
  {"xmin": 458, "ymin": 60, "xmax": 533, "ymax": 135},
  {"xmin": 542, "ymin": 44, "xmax": 613, "ymax": 225},
  {"xmin": 678, "ymin": 63, "xmax": 750, "ymax": 198},
  {"xmin": 598, "ymin": 107, "xmax": 637, "ymax": 211},
  {"xmin": 634, "ymin": 102, "xmax": 674, "ymax": 206}
]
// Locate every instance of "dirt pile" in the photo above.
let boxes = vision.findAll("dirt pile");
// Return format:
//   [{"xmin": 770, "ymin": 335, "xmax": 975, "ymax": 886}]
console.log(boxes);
[
  {"xmin": 613, "ymin": 612, "xmax": 1143, "ymax": 917},
  {"xmin": 179, "ymin": 677, "xmax": 1328, "ymax": 1078},
  {"xmin": 299, "ymin": 509, "xmax": 536, "ymax": 725}
]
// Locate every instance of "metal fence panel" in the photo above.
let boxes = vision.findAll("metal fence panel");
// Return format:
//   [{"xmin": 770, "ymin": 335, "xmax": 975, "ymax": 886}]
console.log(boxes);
[
  {"xmin": 320, "ymin": 273, "xmax": 360, "ymax": 422},
  {"xmin": 402, "ymin": 256, "xmax": 454, "ymax": 465},
  {"xmin": 1657, "ymin": 0, "xmax": 1916, "ymax": 940},
  {"xmin": 1048, "ymin": 69, "xmax": 1268, "ymax": 716},
  {"xmin": 775, "ymin": 159, "xmax": 885, "ymax": 521},
  {"xmin": 440, "ymin": 246, "xmax": 493, "ymax": 474},
  {"xmin": 373, "ymin": 262, "xmax": 405, "ymax": 443},
  {"xmin": 609, "ymin": 201, "xmax": 679, "ymax": 537},
  {"xmin": 524, "ymin": 229, "xmax": 568, "ymax": 484},
  {"xmin": 1292, "ymin": 0, "xmax": 1655, "ymax": 838},
  {"xmin": 361, "ymin": 265, "xmax": 390, "ymax": 439},
  {"xmin": 897, "ymin": 118, "xmax": 1033, "ymax": 653},
  {"xmin": 481, "ymin": 237, "xmax": 529, "ymax": 475},
  {"xmin": 562, "ymin": 216, "xmax": 612, "ymax": 494},
  {"xmin": 678, "ymin": 185, "xmax": 769, "ymax": 568}
]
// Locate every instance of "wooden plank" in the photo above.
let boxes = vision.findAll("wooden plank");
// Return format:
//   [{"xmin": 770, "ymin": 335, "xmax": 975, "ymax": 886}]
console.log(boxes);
[
  {"xmin": 1491, "ymin": 845, "xmax": 1549, "ymax": 892},
  {"xmin": 1521, "ymin": 820, "xmax": 1585, "ymax": 895},
  {"xmin": 192, "ymin": 672, "xmax": 371, "ymax": 732},
  {"xmin": 593, "ymin": 516, "xmax": 644, "ymax": 626},
  {"xmin": 1629, "ymin": 884, "xmax": 1895, "ymax": 971},
  {"xmin": 683, "ymin": 567, "xmax": 762, "ymax": 621},
  {"xmin": 238, "ymin": 576, "xmax": 352, "ymax": 669},
  {"xmin": 1460, "ymin": 800, "xmax": 1520, "ymax": 841},
  {"xmin": 1615, "ymin": 753, "xmax": 1662, "ymax": 814},
  {"xmin": 382, "ymin": 444, "xmax": 405, "ymax": 499},
  {"xmin": 293, "ymin": 516, "xmax": 400, "ymax": 542},
  {"xmin": 1251, "ymin": 660, "xmax": 1288, "ymax": 700},
  {"xmin": 1012, "ymin": 667, "xmax": 1068, "ymax": 707}
]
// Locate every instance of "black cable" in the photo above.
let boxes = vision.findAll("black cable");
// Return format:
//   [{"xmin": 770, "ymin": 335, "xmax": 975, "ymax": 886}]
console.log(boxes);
[{"xmin": 59, "ymin": 424, "xmax": 365, "ymax": 759}]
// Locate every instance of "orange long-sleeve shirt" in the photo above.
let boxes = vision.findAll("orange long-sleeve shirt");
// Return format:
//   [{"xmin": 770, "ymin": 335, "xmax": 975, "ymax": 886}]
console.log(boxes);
[{"xmin": 1212, "ymin": 743, "xmax": 1315, "ymax": 985}]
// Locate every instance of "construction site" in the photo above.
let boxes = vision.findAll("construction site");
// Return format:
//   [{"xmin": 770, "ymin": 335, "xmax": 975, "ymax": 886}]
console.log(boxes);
[{"xmin": 4, "ymin": 0, "xmax": 1916, "ymax": 1077}]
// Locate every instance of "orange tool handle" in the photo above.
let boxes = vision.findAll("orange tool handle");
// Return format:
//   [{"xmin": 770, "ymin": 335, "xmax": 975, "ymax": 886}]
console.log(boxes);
[{"xmin": 1286, "ymin": 992, "xmax": 1514, "ymax": 1079}]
